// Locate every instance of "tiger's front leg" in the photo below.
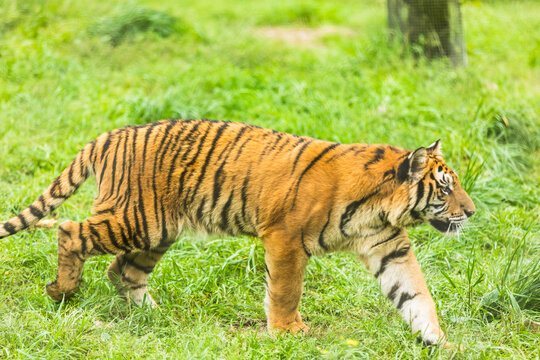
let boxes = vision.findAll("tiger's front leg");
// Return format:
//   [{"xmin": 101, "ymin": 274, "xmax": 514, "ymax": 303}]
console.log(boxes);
[
  {"xmin": 262, "ymin": 229, "xmax": 310, "ymax": 334},
  {"xmin": 365, "ymin": 231, "xmax": 448, "ymax": 347}
]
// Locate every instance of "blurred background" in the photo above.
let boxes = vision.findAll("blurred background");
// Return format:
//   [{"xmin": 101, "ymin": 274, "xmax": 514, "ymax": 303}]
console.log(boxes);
[{"xmin": 0, "ymin": 0, "xmax": 538, "ymax": 358}]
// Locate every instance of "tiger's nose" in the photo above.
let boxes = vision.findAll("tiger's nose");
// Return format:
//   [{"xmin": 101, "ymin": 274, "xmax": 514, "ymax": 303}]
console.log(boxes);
[{"xmin": 464, "ymin": 209, "xmax": 475, "ymax": 218}]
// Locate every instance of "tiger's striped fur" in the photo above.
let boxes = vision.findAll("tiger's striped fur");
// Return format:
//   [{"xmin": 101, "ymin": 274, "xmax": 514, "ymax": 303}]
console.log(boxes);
[{"xmin": 0, "ymin": 119, "xmax": 475, "ymax": 346}]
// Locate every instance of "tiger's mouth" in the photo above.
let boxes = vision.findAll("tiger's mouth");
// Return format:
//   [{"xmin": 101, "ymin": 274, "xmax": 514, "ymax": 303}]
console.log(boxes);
[{"xmin": 429, "ymin": 218, "xmax": 466, "ymax": 235}]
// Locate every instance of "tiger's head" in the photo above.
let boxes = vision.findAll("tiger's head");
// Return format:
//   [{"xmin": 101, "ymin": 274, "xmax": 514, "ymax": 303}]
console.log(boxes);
[{"xmin": 396, "ymin": 140, "xmax": 476, "ymax": 235}]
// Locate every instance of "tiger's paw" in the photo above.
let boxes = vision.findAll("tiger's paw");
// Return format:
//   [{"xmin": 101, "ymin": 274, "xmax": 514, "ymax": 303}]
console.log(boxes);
[
  {"xmin": 128, "ymin": 288, "xmax": 158, "ymax": 308},
  {"xmin": 421, "ymin": 331, "xmax": 463, "ymax": 350},
  {"xmin": 269, "ymin": 321, "xmax": 309, "ymax": 335},
  {"xmin": 45, "ymin": 281, "xmax": 79, "ymax": 302}
]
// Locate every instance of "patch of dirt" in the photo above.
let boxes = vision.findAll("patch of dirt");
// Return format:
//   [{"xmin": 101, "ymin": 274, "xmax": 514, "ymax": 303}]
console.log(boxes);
[{"xmin": 257, "ymin": 25, "xmax": 354, "ymax": 46}]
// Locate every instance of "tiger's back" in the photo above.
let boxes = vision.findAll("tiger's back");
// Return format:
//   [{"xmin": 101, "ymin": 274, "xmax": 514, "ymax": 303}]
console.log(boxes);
[{"xmin": 87, "ymin": 119, "xmax": 343, "ymax": 242}]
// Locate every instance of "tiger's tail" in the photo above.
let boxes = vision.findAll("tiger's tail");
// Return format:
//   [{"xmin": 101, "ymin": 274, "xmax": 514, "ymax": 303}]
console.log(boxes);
[{"xmin": 0, "ymin": 143, "xmax": 94, "ymax": 239}]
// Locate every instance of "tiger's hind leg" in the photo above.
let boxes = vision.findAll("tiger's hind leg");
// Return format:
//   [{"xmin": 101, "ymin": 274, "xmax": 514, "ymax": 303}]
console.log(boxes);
[
  {"xmin": 45, "ymin": 216, "xmax": 127, "ymax": 302},
  {"xmin": 107, "ymin": 246, "xmax": 170, "ymax": 307},
  {"xmin": 45, "ymin": 221, "xmax": 87, "ymax": 301}
]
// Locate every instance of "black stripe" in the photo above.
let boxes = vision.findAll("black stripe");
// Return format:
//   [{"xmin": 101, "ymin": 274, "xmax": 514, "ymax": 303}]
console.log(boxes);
[
  {"xmin": 371, "ymin": 229, "xmax": 402, "ymax": 248},
  {"xmin": 155, "ymin": 123, "xmax": 176, "ymax": 171},
  {"xmin": 297, "ymin": 143, "xmax": 339, "ymax": 186},
  {"xmin": 233, "ymin": 135, "xmax": 252, "ymax": 161},
  {"xmin": 130, "ymin": 198, "xmax": 143, "ymax": 250},
  {"xmin": 325, "ymin": 146, "xmax": 356, "ymax": 163},
  {"xmin": 177, "ymin": 122, "xmax": 212, "ymax": 196},
  {"xmin": 212, "ymin": 161, "xmax": 226, "ymax": 208},
  {"xmin": 79, "ymin": 148, "xmax": 88, "ymax": 179},
  {"xmin": 292, "ymin": 137, "xmax": 306, "ymax": 146},
  {"xmin": 291, "ymin": 140, "xmax": 313, "ymax": 174},
  {"xmin": 58, "ymin": 226, "xmax": 71, "ymax": 237},
  {"xmin": 396, "ymin": 155, "xmax": 411, "ymax": 183},
  {"xmin": 240, "ymin": 169, "xmax": 250, "ymax": 224},
  {"xmin": 412, "ymin": 180, "xmax": 425, "ymax": 210},
  {"xmin": 141, "ymin": 122, "xmax": 160, "ymax": 171},
  {"xmin": 265, "ymin": 263, "xmax": 272, "ymax": 280},
  {"xmin": 137, "ymin": 174, "xmax": 150, "ymax": 250},
  {"xmin": 151, "ymin": 126, "xmax": 169, "ymax": 248},
  {"xmin": 29, "ymin": 205, "xmax": 44, "ymax": 218},
  {"xmin": 318, "ymin": 211, "xmax": 331, "ymax": 251},
  {"xmin": 127, "ymin": 126, "xmax": 145, "ymax": 250},
  {"xmin": 364, "ymin": 147, "xmax": 385, "ymax": 169},
  {"xmin": 38, "ymin": 195, "xmax": 47, "ymax": 212},
  {"xmin": 100, "ymin": 133, "xmax": 112, "ymax": 162},
  {"xmin": 387, "ymin": 282, "xmax": 401, "ymax": 302},
  {"xmin": 166, "ymin": 122, "xmax": 202, "ymax": 191},
  {"xmin": 259, "ymin": 132, "xmax": 282, "ymax": 160},
  {"xmin": 301, "ymin": 232, "xmax": 312, "ymax": 257},
  {"xmin": 95, "ymin": 208, "xmax": 114, "ymax": 215},
  {"xmin": 125, "ymin": 259, "xmax": 154, "ymax": 274},
  {"xmin": 188, "ymin": 122, "xmax": 229, "ymax": 204},
  {"xmin": 88, "ymin": 139, "xmax": 97, "ymax": 168},
  {"xmin": 49, "ymin": 178, "xmax": 68, "ymax": 199},
  {"xmin": 421, "ymin": 183, "xmax": 434, "ymax": 211},
  {"xmin": 122, "ymin": 151, "xmax": 139, "ymax": 250},
  {"xmin": 97, "ymin": 156, "xmax": 109, "ymax": 188},
  {"xmin": 219, "ymin": 126, "xmax": 248, "ymax": 162},
  {"xmin": 127, "ymin": 283, "xmax": 148, "ymax": 290},
  {"xmin": 87, "ymin": 224, "xmax": 104, "ymax": 254},
  {"xmin": 159, "ymin": 121, "xmax": 183, "ymax": 171},
  {"xmin": 3, "ymin": 222, "xmax": 16, "ymax": 234},
  {"xmin": 286, "ymin": 143, "xmax": 340, "ymax": 206},
  {"xmin": 88, "ymin": 233, "xmax": 107, "ymax": 254},
  {"xmin": 374, "ymin": 245, "xmax": 410, "ymax": 278},
  {"xmin": 233, "ymin": 214, "xmax": 244, "ymax": 235},
  {"xmin": 67, "ymin": 162, "xmax": 76, "ymax": 187},
  {"xmin": 210, "ymin": 127, "xmax": 250, "ymax": 209},
  {"xmin": 120, "ymin": 275, "xmax": 138, "ymax": 285},
  {"xmin": 118, "ymin": 223, "xmax": 131, "ymax": 250},
  {"xmin": 219, "ymin": 190, "xmax": 234, "ymax": 231},
  {"xmin": 339, "ymin": 192, "xmax": 377, "ymax": 236},
  {"xmin": 104, "ymin": 134, "xmax": 122, "ymax": 201},
  {"xmin": 100, "ymin": 219, "xmax": 130, "ymax": 253},
  {"xmin": 79, "ymin": 223, "xmax": 91, "ymax": 255},
  {"xmin": 153, "ymin": 121, "xmax": 175, "ymax": 164},
  {"xmin": 383, "ymin": 169, "xmax": 394, "ymax": 180},
  {"xmin": 275, "ymin": 136, "xmax": 291, "ymax": 154},
  {"xmin": 353, "ymin": 145, "xmax": 368, "ymax": 156},
  {"xmin": 114, "ymin": 129, "xmax": 129, "ymax": 196},
  {"xmin": 397, "ymin": 292, "xmax": 418, "ymax": 309},
  {"xmin": 159, "ymin": 198, "xmax": 169, "ymax": 247},
  {"xmin": 196, "ymin": 197, "xmax": 206, "ymax": 220},
  {"xmin": 17, "ymin": 214, "xmax": 28, "ymax": 228}
]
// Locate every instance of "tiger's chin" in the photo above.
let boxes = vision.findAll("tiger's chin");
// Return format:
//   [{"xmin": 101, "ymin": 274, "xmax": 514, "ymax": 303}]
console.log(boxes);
[{"xmin": 428, "ymin": 218, "xmax": 466, "ymax": 236}]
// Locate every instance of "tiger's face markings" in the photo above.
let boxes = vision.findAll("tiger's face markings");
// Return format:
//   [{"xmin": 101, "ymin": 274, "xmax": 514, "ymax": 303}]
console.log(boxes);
[{"xmin": 409, "ymin": 140, "xmax": 476, "ymax": 235}]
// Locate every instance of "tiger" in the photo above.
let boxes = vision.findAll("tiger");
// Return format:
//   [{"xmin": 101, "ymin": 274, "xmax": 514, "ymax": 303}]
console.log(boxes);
[{"xmin": 0, "ymin": 119, "xmax": 475, "ymax": 346}]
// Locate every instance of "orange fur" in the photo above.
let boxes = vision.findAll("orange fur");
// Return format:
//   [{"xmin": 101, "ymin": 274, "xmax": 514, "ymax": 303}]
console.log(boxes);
[{"xmin": 0, "ymin": 120, "xmax": 475, "ymax": 345}]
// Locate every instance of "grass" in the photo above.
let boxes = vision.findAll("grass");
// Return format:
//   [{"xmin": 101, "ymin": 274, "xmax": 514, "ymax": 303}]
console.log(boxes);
[{"xmin": 0, "ymin": 0, "xmax": 539, "ymax": 358}]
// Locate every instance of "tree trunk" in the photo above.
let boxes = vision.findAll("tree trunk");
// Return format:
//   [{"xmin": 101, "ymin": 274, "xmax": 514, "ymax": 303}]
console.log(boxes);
[{"xmin": 388, "ymin": 0, "xmax": 467, "ymax": 66}]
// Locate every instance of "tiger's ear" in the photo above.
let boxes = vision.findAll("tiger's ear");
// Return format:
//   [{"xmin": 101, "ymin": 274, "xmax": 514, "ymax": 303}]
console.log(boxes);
[
  {"xmin": 397, "ymin": 147, "xmax": 428, "ymax": 184},
  {"xmin": 426, "ymin": 139, "xmax": 442, "ymax": 156}
]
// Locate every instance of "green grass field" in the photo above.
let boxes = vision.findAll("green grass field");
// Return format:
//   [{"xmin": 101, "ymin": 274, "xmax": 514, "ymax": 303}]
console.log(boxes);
[{"xmin": 1, "ymin": 0, "xmax": 539, "ymax": 358}]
